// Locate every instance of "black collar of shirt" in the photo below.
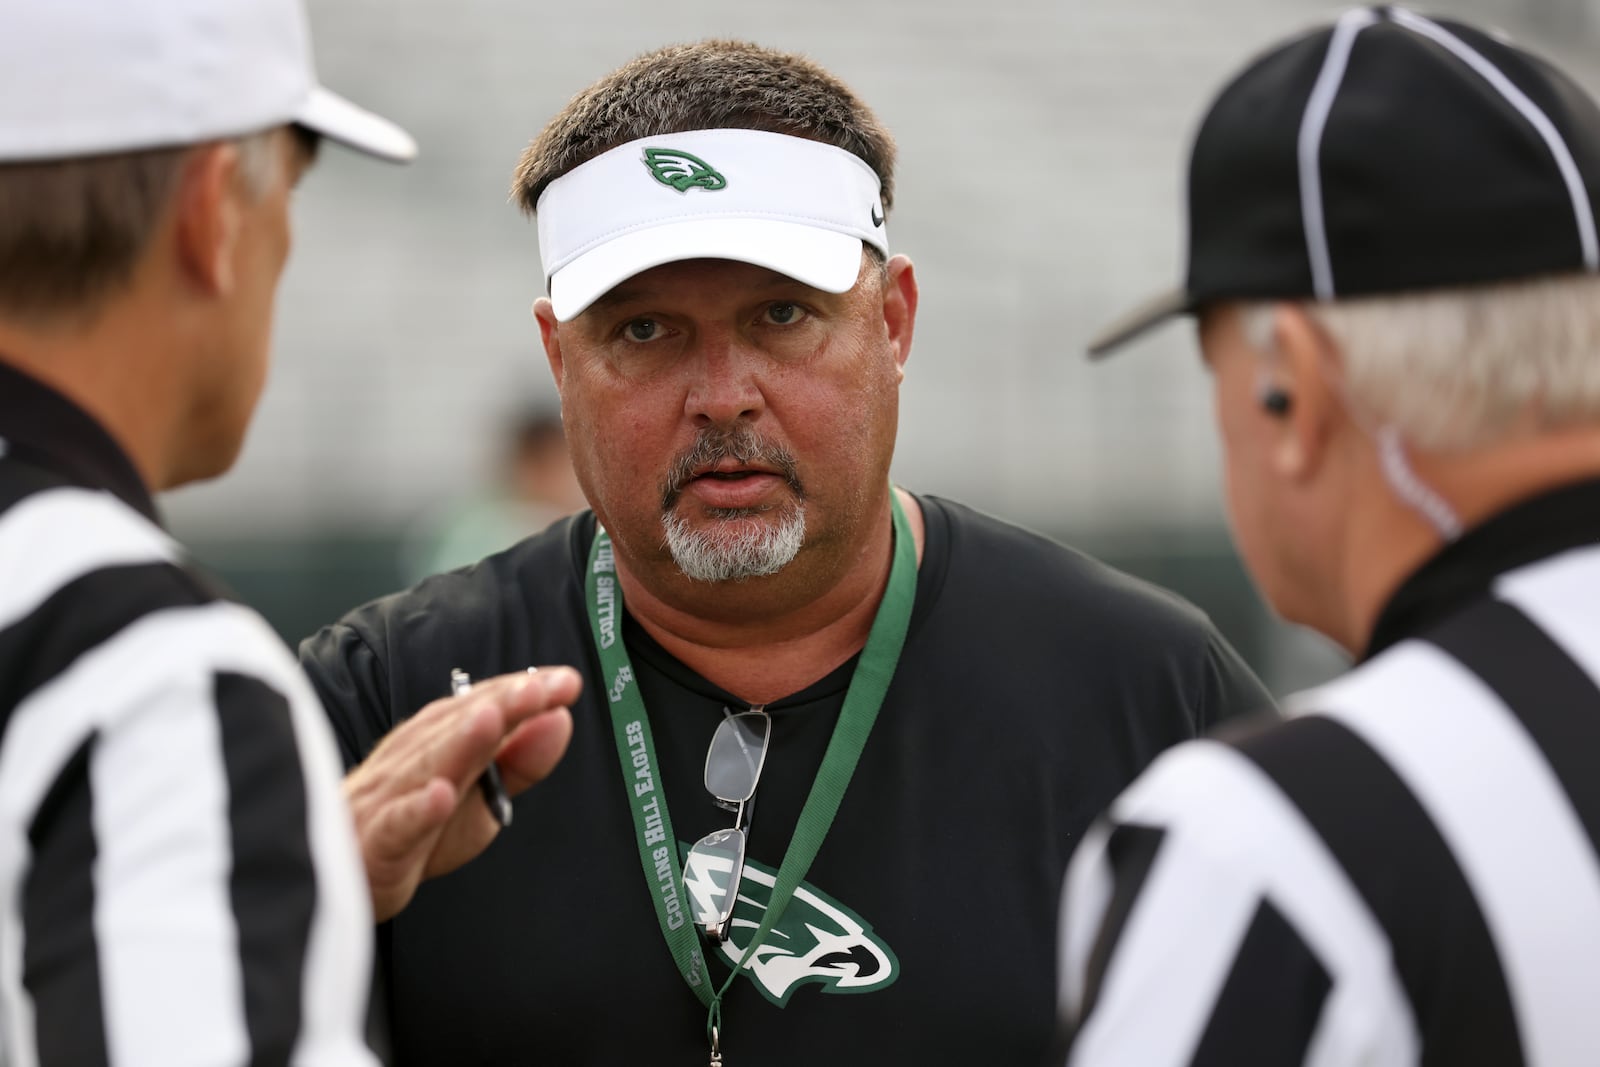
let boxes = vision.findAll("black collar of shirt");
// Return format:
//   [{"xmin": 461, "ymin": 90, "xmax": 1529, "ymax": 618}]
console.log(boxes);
[
  {"xmin": 1364, "ymin": 477, "xmax": 1600, "ymax": 660},
  {"xmin": 0, "ymin": 360, "xmax": 159, "ymax": 524}
]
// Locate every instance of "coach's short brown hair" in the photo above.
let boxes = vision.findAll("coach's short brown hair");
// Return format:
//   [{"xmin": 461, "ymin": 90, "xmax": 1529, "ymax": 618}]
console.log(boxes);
[{"xmin": 512, "ymin": 40, "xmax": 897, "ymax": 217}]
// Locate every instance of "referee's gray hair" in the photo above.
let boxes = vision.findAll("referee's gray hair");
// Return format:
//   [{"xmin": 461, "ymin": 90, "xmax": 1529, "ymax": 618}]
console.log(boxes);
[
  {"xmin": 0, "ymin": 129, "xmax": 284, "ymax": 322},
  {"xmin": 1242, "ymin": 272, "xmax": 1600, "ymax": 450}
]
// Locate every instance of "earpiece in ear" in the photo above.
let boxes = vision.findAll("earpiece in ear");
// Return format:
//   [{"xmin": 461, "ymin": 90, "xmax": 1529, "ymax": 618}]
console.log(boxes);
[
  {"xmin": 1254, "ymin": 368, "xmax": 1293, "ymax": 416},
  {"xmin": 1259, "ymin": 386, "xmax": 1293, "ymax": 416}
]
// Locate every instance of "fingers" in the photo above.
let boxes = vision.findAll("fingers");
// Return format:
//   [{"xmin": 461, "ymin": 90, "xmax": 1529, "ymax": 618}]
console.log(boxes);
[
  {"xmin": 350, "ymin": 776, "xmax": 454, "ymax": 922},
  {"xmin": 356, "ymin": 694, "xmax": 498, "ymax": 797},
  {"xmin": 412, "ymin": 703, "xmax": 572, "ymax": 885},
  {"xmin": 343, "ymin": 664, "xmax": 584, "ymax": 921},
  {"xmin": 377, "ymin": 667, "xmax": 579, "ymax": 794},
  {"xmin": 497, "ymin": 708, "xmax": 575, "ymax": 793},
  {"xmin": 364, "ymin": 777, "xmax": 455, "ymax": 862},
  {"xmin": 491, "ymin": 666, "xmax": 583, "ymax": 734},
  {"xmin": 480, "ymin": 666, "xmax": 580, "ymax": 792},
  {"xmin": 427, "ymin": 666, "xmax": 581, "ymax": 788}
]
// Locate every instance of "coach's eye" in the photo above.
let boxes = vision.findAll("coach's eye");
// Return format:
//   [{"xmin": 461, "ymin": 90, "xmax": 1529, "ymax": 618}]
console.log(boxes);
[
  {"xmin": 623, "ymin": 319, "xmax": 661, "ymax": 343},
  {"xmin": 763, "ymin": 303, "xmax": 807, "ymax": 326}
]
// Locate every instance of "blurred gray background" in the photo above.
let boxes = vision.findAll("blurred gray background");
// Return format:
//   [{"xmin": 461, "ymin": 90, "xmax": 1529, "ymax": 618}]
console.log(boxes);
[{"xmin": 164, "ymin": 0, "xmax": 1600, "ymax": 694}]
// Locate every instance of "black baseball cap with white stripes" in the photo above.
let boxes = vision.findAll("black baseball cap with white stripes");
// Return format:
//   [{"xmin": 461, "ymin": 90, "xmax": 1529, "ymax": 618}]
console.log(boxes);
[{"xmin": 1088, "ymin": 5, "xmax": 1600, "ymax": 357}]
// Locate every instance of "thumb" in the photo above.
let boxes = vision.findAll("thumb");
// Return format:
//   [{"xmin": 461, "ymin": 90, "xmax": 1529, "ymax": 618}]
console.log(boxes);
[{"xmin": 498, "ymin": 708, "xmax": 574, "ymax": 793}]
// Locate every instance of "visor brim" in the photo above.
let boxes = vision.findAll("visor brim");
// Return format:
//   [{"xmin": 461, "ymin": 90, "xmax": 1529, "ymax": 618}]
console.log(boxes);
[{"xmin": 550, "ymin": 218, "xmax": 867, "ymax": 322}]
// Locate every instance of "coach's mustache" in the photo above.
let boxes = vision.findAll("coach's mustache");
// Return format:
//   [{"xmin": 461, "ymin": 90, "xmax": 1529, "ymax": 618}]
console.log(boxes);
[{"xmin": 661, "ymin": 427, "xmax": 803, "ymax": 509}]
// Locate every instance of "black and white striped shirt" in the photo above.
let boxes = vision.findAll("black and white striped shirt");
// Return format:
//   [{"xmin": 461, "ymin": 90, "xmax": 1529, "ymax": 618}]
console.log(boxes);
[
  {"xmin": 1058, "ymin": 480, "xmax": 1600, "ymax": 1066},
  {"xmin": 0, "ymin": 363, "xmax": 376, "ymax": 1066}
]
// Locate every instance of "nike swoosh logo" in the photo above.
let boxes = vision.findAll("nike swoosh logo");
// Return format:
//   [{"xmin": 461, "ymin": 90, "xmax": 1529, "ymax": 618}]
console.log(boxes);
[{"xmin": 870, "ymin": 203, "xmax": 884, "ymax": 228}]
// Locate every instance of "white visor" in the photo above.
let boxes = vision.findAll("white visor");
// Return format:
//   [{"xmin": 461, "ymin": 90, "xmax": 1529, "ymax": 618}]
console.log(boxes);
[{"xmin": 536, "ymin": 128, "xmax": 889, "ymax": 321}]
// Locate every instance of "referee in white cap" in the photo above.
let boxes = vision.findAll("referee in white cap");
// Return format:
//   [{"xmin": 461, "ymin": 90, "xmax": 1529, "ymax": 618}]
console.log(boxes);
[
  {"xmin": 1060, "ymin": 6, "xmax": 1600, "ymax": 1065},
  {"xmin": 0, "ymin": 2, "xmax": 579, "ymax": 1064}
]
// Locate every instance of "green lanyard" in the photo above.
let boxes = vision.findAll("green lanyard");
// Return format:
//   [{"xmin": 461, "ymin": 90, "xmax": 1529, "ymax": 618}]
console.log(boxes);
[{"xmin": 586, "ymin": 490, "xmax": 917, "ymax": 1050}]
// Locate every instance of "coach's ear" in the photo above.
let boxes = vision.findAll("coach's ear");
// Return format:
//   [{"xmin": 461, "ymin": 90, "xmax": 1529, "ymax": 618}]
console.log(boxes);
[
  {"xmin": 534, "ymin": 297, "xmax": 564, "ymax": 389},
  {"xmin": 882, "ymin": 254, "xmax": 917, "ymax": 379},
  {"xmin": 172, "ymin": 143, "xmax": 245, "ymax": 296},
  {"xmin": 1269, "ymin": 304, "xmax": 1341, "ymax": 484}
]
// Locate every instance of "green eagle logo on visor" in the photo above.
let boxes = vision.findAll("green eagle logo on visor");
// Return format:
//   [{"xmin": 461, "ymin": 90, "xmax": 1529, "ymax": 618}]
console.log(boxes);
[{"xmin": 643, "ymin": 148, "xmax": 728, "ymax": 192}]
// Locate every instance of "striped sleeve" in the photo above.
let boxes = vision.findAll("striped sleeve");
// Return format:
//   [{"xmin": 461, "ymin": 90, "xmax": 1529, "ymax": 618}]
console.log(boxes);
[
  {"xmin": 1057, "ymin": 736, "xmax": 1420, "ymax": 1067},
  {"xmin": 0, "ymin": 487, "xmax": 376, "ymax": 1067},
  {"xmin": 1061, "ymin": 597, "xmax": 1600, "ymax": 1067}
]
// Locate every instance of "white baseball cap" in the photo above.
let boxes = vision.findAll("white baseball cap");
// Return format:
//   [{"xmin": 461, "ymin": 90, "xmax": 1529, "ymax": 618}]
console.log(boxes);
[
  {"xmin": 0, "ymin": 0, "xmax": 416, "ymax": 163},
  {"xmin": 536, "ymin": 128, "xmax": 888, "ymax": 321}
]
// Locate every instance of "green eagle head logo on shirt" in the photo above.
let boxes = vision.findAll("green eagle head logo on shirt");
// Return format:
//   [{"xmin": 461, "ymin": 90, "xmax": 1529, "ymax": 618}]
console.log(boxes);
[
  {"xmin": 680, "ymin": 841, "xmax": 898, "ymax": 1005},
  {"xmin": 643, "ymin": 148, "xmax": 729, "ymax": 193}
]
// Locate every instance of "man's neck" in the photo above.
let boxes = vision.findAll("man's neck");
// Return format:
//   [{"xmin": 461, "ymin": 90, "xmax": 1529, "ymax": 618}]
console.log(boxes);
[
  {"xmin": 0, "ymin": 297, "xmax": 184, "ymax": 493},
  {"xmin": 613, "ymin": 488, "xmax": 925, "ymax": 705},
  {"xmin": 1338, "ymin": 428, "xmax": 1600, "ymax": 655}
]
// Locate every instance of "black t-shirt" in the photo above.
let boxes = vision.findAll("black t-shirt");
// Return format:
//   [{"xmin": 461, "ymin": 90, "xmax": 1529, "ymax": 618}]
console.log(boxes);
[{"xmin": 301, "ymin": 495, "xmax": 1273, "ymax": 1066}]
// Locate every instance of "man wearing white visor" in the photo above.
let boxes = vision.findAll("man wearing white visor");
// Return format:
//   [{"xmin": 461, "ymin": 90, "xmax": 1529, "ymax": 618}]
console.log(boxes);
[
  {"xmin": 302, "ymin": 40, "xmax": 1272, "ymax": 1065},
  {"xmin": 0, "ymin": 1, "xmax": 583, "ymax": 1064}
]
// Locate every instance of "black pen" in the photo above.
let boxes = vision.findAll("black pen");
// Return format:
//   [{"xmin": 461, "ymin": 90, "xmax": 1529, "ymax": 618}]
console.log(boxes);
[{"xmin": 451, "ymin": 668, "xmax": 514, "ymax": 827}]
